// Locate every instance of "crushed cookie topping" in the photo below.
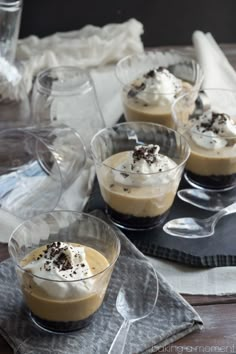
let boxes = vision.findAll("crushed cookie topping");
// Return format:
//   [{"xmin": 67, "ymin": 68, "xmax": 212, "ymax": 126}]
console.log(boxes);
[
  {"xmin": 193, "ymin": 112, "xmax": 229, "ymax": 134},
  {"xmin": 189, "ymin": 109, "xmax": 236, "ymax": 150},
  {"xmin": 132, "ymin": 144, "xmax": 159, "ymax": 165},
  {"xmin": 43, "ymin": 242, "xmax": 73, "ymax": 272},
  {"xmin": 128, "ymin": 82, "xmax": 146, "ymax": 98},
  {"xmin": 120, "ymin": 172, "xmax": 129, "ymax": 178},
  {"xmin": 31, "ymin": 242, "xmax": 91, "ymax": 279},
  {"xmin": 127, "ymin": 66, "xmax": 183, "ymax": 106},
  {"xmin": 144, "ymin": 69, "xmax": 156, "ymax": 78}
]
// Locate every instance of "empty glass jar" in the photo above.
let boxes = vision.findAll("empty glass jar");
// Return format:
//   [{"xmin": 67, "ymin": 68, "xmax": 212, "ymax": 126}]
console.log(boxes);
[{"xmin": 31, "ymin": 66, "xmax": 105, "ymax": 151}]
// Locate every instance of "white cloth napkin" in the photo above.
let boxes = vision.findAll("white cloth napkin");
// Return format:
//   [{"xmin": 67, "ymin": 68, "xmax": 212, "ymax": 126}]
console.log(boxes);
[
  {"xmin": 16, "ymin": 18, "xmax": 144, "ymax": 93},
  {"xmin": 147, "ymin": 256, "xmax": 236, "ymax": 296},
  {"xmin": 192, "ymin": 30, "xmax": 236, "ymax": 115},
  {"xmin": 193, "ymin": 30, "xmax": 236, "ymax": 89}
]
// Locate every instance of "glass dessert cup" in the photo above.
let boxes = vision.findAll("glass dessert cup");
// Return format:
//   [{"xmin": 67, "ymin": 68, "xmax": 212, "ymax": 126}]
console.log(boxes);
[
  {"xmin": 91, "ymin": 122, "xmax": 190, "ymax": 231},
  {"xmin": 172, "ymin": 89, "xmax": 236, "ymax": 191},
  {"xmin": 0, "ymin": 124, "xmax": 87, "ymax": 219},
  {"xmin": 8, "ymin": 211, "xmax": 120, "ymax": 333},
  {"xmin": 115, "ymin": 50, "xmax": 203, "ymax": 129},
  {"xmin": 26, "ymin": 123, "xmax": 87, "ymax": 189},
  {"xmin": 0, "ymin": 128, "xmax": 62, "ymax": 219}
]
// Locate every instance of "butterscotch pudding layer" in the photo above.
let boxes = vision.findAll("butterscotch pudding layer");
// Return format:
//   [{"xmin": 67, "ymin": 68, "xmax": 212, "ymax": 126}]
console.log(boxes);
[
  {"xmin": 100, "ymin": 169, "xmax": 176, "ymax": 218},
  {"xmin": 98, "ymin": 145, "xmax": 178, "ymax": 229},
  {"xmin": 123, "ymin": 98, "xmax": 176, "ymax": 128},
  {"xmin": 20, "ymin": 242, "xmax": 110, "ymax": 329},
  {"xmin": 186, "ymin": 138, "xmax": 236, "ymax": 176},
  {"xmin": 123, "ymin": 68, "xmax": 193, "ymax": 128}
]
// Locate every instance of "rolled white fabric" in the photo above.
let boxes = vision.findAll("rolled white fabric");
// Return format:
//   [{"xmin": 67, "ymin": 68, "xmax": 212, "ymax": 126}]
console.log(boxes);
[
  {"xmin": 193, "ymin": 30, "xmax": 236, "ymax": 89},
  {"xmin": 193, "ymin": 30, "xmax": 236, "ymax": 116}
]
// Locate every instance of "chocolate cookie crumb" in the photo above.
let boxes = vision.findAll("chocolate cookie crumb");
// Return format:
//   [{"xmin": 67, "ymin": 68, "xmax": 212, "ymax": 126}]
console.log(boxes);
[{"xmin": 133, "ymin": 145, "xmax": 158, "ymax": 165}]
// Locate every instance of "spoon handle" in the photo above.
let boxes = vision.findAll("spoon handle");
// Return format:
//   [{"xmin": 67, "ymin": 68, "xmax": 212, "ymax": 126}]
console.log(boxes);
[
  {"xmin": 108, "ymin": 319, "xmax": 131, "ymax": 354},
  {"xmin": 210, "ymin": 201, "xmax": 236, "ymax": 226}
]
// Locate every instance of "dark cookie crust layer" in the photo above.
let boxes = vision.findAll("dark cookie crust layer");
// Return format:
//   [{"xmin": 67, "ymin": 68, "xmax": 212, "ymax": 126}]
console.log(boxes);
[
  {"xmin": 187, "ymin": 171, "xmax": 236, "ymax": 190},
  {"xmin": 31, "ymin": 311, "xmax": 97, "ymax": 332},
  {"xmin": 106, "ymin": 204, "xmax": 170, "ymax": 230}
]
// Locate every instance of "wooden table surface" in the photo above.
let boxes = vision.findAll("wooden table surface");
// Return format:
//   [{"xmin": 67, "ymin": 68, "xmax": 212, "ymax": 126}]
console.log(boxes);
[{"xmin": 1, "ymin": 44, "xmax": 236, "ymax": 353}]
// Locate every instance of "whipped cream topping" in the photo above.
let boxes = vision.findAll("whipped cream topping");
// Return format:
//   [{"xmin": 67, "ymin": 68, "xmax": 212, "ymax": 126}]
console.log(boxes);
[
  {"xmin": 190, "ymin": 111, "xmax": 236, "ymax": 149},
  {"xmin": 113, "ymin": 144, "xmax": 177, "ymax": 186},
  {"xmin": 23, "ymin": 242, "xmax": 94, "ymax": 299},
  {"xmin": 128, "ymin": 67, "xmax": 182, "ymax": 106}
]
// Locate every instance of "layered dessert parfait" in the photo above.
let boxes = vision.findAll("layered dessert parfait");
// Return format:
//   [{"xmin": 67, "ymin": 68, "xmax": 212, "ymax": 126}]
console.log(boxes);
[
  {"xmin": 122, "ymin": 67, "xmax": 193, "ymax": 128},
  {"xmin": 98, "ymin": 144, "xmax": 179, "ymax": 229},
  {"xmin": 20, "ymin": 241, "xmax": 110, "ymax": 331},
  {"xmin": 183, "ymin": 111, "xmax": 236, "ymax": 189}
]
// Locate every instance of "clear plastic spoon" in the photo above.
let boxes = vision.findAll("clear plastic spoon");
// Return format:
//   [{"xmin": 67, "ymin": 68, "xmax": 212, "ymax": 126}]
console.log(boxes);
[
  {"xmin": 178, "ymin": 188, "xmax": 236, "ymax": 211},
  {"xmin": 163, "ymin": 201, "xmax": 236, "ymax": 238},
  {"xmin": 108, "ymin": 260, "xmax": 158, "ymax": 354}
]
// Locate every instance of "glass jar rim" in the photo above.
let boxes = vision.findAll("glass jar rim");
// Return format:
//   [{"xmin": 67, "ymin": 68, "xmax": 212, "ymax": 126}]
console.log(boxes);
[{"xmin": 35, "ymin": 66, "xmax": 93, "ymax": 97}]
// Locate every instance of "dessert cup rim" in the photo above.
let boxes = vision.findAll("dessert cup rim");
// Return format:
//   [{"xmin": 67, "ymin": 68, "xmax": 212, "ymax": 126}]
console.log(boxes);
[
  {"xmin": 172, "ymin": 89, "xmax": 236, "ymax": 139},
  {"xmin": 8, "ymin": 210, "xmax": 121, "ymax": 283},
  {"xmin": 115, "ymin": 48, "xmax": 203, "ymax": 89},
  {"xmin": 181, "ymin": 123, "xmax": 236, "ymax": 140},
  {"xmin": 122, "ymin": 83, "xmax": 194, "ymax": 96},
  {"xmin": 91, "ymin": 121, "xmax": 191, "ymax": 174}
]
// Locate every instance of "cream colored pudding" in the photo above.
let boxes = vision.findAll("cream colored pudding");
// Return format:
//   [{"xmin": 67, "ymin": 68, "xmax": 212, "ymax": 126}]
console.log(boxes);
[
  {"xmin": 123, "ymin": 68, "xmax": 193, "ymax": 128},
  {"xmin": 98, "ymin": 145, "xmax": 178, "ymax": 221},
  {"xmin": 185, "ymin": 133, "xmax": 236, "ymax": 176},
  {"xmin": 20, "ymin": 242, "xmax": 110, "ymax": 323},
  {"xmin": 182, "ymin": 111, "xmax": 236, "ymax": 188}
]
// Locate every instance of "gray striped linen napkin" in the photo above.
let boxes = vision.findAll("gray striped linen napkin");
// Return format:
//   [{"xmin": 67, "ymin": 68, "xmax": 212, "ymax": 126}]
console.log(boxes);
[{"xmin": 0, "ymin": 211, "xmax": 203, "ymax": 354}]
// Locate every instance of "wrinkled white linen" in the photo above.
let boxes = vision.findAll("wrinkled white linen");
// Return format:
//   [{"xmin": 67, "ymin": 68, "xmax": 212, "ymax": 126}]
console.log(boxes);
[{"xmin": 16, "ymin": 18, "xmax": 144, "ymax": 93}]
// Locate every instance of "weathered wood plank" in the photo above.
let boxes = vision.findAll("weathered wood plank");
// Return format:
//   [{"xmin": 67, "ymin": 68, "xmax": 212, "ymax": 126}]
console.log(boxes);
[{"xmin": 162, "ymin": 303, "xmax": 236, "ymax": 352}]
